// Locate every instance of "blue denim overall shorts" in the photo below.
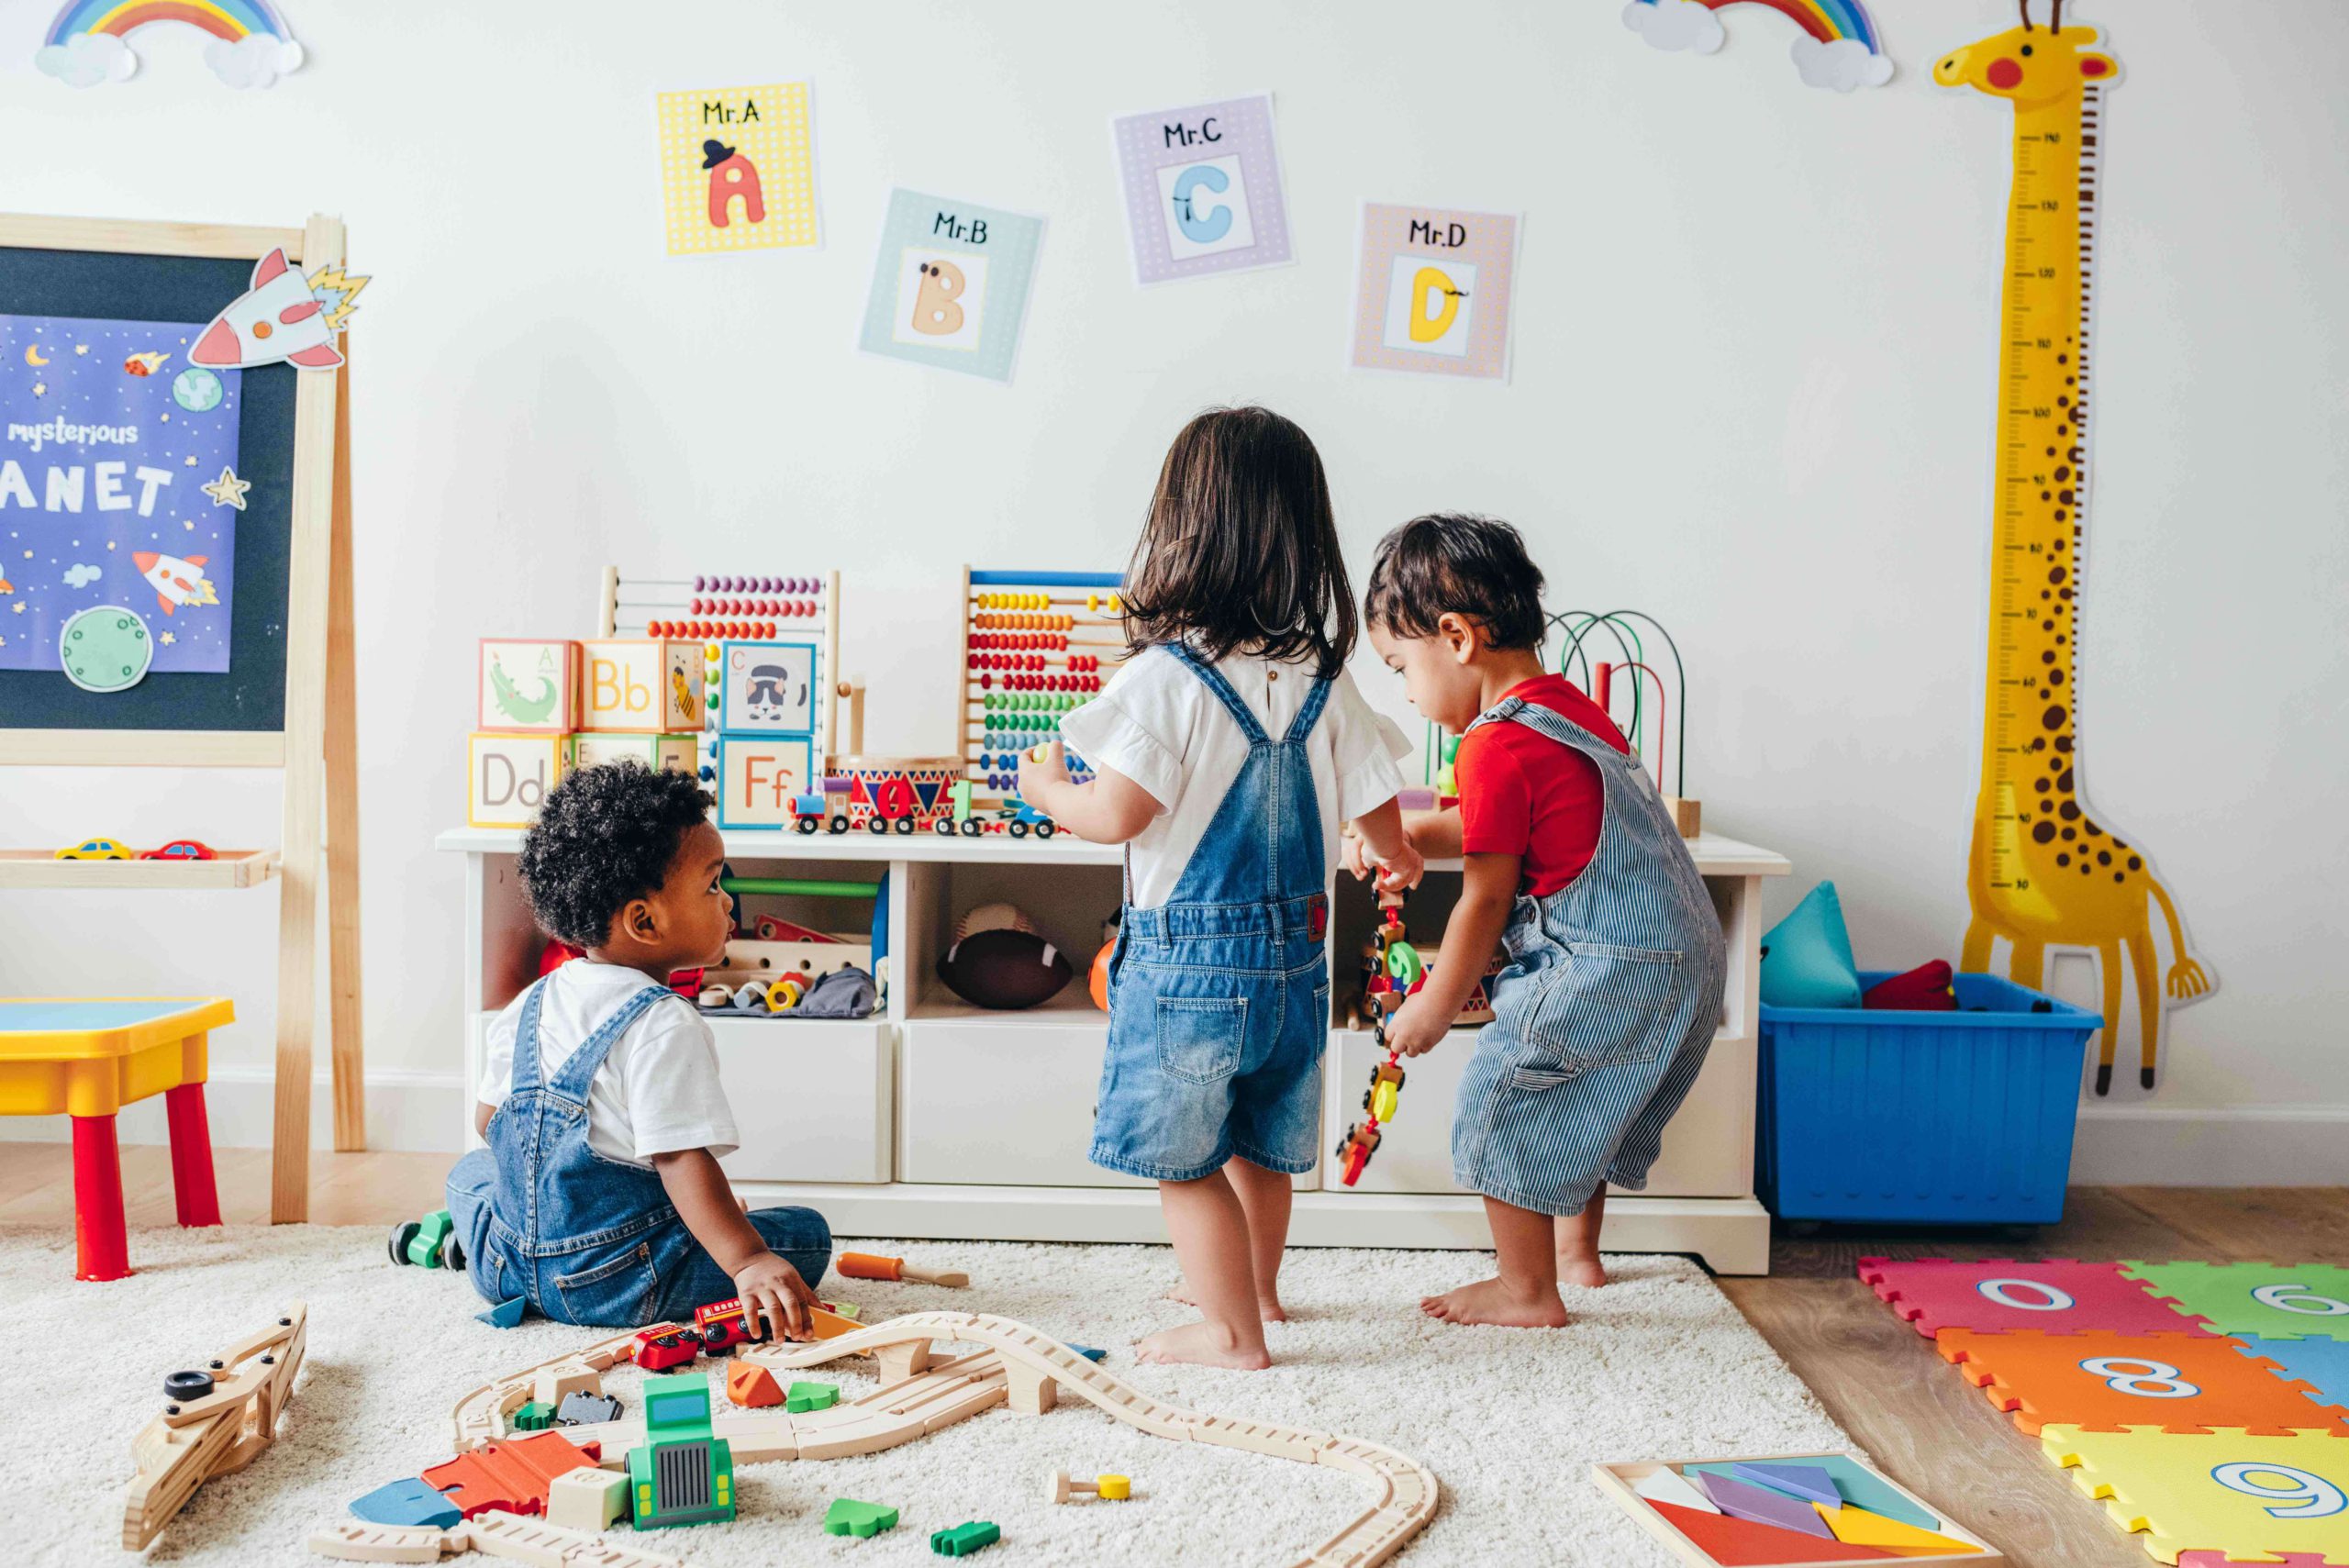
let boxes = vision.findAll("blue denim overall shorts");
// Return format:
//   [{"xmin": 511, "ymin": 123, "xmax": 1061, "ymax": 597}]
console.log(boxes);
[
  {"xmin": 1451, "ymin": 696, "xmax": 1728, "ymax": 1217},
  {"xmin": 1089, "ymin": 645, "xmax": 1333, "ymax": 1183},
  {"xmin": 446, "ymin": 976, "xmax": 830, "ymax": 1326}
]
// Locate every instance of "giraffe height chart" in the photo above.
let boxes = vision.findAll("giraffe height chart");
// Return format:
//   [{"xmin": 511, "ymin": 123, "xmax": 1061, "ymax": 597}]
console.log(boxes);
[{"xmin": 1938, "ymin": 4, "xmax": 2209, "ymax": 1095}]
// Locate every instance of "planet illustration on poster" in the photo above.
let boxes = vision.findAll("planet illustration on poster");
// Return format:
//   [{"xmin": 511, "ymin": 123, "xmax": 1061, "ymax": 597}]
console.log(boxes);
[
  {"xmin": 173, "ymin": 367, "xmax": 223, "ymax": 412},
  {"xmin": 59, "ymin": 605, "xmax": 154, "ymax": 693}
]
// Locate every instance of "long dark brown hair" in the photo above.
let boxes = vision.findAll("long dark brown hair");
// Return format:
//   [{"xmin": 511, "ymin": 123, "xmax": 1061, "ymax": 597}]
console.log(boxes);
[{"xmin": 1119, "ymin": 406, "xmax": 1357, "ymax": 679}]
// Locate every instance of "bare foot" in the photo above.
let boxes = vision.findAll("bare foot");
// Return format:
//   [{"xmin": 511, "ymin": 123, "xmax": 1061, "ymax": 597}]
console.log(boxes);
[
  {"xmin": 1556, "ymin": 1251, "xmax": 1609, "ymax": 1290},
  {"xmin": 1165, "ymin": 1281, "xmax": 1288, "ymax": 1322},
  {"xmin": 1419, "ymin": 1275, "xmax": 1571, "ymax": 1328},
  {"xmin": 1132, "ymin": 1319, "xmax": 1272, "ymax": 1369}
]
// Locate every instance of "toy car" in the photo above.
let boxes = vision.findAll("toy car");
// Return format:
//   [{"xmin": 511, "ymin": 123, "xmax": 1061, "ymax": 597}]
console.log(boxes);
[
  {"xmin": 140, "ymin": 839, "xmax": 217, "ymax": 862},
  {"xmin": 388, "ymin": 1208, "xmax": 464, "ymax": 1270},
  {"xmin": 1334, "ymin": 1122, "xmax": 1382, "ymax": 1186},
  {"xmin": 56, "ymin": 837, "xmax": 135, "ymax": 861},
  {"xmin": 997, "ymin": 800, "xmax": 1057, "ymax": 840},
  {"xmin": 632, "ymin": 1327, "xmax": 703, "ymax": 1373}
]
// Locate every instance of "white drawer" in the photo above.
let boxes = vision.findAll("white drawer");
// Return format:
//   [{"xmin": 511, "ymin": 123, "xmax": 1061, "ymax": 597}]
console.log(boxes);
[
  {"xmin": 1321, "ymin": 1027, "xmax": 1754, "ymax": 1199},
  {"xmin": 897, "ymin": 1002, "xmax": 1149, "ymax": 1188},
  {"xmin": 710, "ymin": 1016, "xmax": 892, "ymax": 1184}
]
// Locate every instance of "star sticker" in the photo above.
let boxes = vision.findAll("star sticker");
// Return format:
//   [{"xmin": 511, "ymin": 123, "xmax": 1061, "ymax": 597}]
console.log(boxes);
[
  {"xmin": 202, "ymin": 466, "xmax": 251, "ymax": 510},
  {"xmin": 30, "ymin": 382, "xmax": 45, "ymax": 396},
  {"xmin": 160, "ymin": 631, "xmax": 175, "ymax": 646},
  {"xmin": 73, "ymin": 344, "xmax": 88, "ymax": 355}
]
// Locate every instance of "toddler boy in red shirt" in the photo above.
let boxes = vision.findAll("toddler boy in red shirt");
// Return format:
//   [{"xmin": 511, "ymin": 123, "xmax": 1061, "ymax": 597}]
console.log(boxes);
[{"xmin": 1351, "ymin": 515, "xmax": 1725, "ymax": 1328}]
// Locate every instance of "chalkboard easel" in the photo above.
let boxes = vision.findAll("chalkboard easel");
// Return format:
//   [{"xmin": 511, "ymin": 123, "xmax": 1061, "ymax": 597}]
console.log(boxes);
[{"xmin": 0, "ymin": 212, "xmax": 365, "ymax": 1224}]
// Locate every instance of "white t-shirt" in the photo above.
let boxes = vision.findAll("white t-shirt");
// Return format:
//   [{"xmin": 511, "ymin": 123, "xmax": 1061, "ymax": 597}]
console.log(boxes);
[
  {"xmin": 1060, "ymin": 646, "xmax": 1409, "ymax": 908},
  {"xmin": 476, "ymin": 959, "xmax": 739, "ymax": 1167}
]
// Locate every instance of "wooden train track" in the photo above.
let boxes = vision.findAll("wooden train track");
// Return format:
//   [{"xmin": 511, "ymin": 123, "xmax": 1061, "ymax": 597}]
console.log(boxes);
[
  {"xmin": 125, "ymin": 1303, "xmax": 307, "ymax": 1550},
  {"xmin": 402, "ymin": 1311, "xmax": 1438, "ymax": 1568}
]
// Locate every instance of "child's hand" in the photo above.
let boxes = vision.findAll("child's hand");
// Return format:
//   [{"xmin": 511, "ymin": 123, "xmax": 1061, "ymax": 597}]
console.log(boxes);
[
  {"xmin": 1341, "ymin": 829, "xmax": 1374, "ymax": 882},
  {"xmin": 732, "ymin": 1251, "xmax": 818, "ymax": 1341},
  {"xmin": 1017, "ymin": 740, "xmax": 1071, "ymax": 806},
  {"xmin": 1382, "ymin": 992, "xmax": 1449, "ymax": 1058},
  {"xmin": 1375, "ymin": 839, "xmax": 1426, "ymax": 895}
]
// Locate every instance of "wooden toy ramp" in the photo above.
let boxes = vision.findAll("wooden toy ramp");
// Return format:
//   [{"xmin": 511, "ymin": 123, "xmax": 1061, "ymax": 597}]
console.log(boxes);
[{"xmin": 405, "ymin": 1311, "xmax": 1437, "ymax": 1568}]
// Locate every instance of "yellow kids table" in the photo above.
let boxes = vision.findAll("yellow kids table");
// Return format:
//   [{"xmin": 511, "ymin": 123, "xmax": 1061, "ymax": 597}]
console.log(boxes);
[{"xmin": 0, "ymin": 998, "xmax": 228, "ymax": 1280}]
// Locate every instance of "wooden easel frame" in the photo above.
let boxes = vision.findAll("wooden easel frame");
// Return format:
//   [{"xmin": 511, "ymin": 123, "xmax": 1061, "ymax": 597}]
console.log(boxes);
[{"xmin": 0, "ymin": 212, "xmax": 363, "ymax": 1222}]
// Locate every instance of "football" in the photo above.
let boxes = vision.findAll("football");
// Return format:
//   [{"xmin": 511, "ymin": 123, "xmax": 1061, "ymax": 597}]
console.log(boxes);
[{"xmin": 937, "ymin": 926, "xmax": 1072, "ymax": 1010}]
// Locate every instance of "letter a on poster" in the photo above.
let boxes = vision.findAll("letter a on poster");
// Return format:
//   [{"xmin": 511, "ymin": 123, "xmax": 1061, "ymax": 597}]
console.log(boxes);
[{"xmin": 654, "ymin": 83, "xmax": 821, "ymax": 256}]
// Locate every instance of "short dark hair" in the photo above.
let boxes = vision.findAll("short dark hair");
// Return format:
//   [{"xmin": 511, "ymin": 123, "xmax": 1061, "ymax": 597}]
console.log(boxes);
[
  {"xmin": 1120, "ymin": 406, "xmax": 1357, "ymax": 679},
  {"xmin": 1364, "ymin": 513, "xmax": 1548, "ymax": 651},
  {"xmin": 518, "ymin": 762, "xmax": 714, "ymax": 948}
]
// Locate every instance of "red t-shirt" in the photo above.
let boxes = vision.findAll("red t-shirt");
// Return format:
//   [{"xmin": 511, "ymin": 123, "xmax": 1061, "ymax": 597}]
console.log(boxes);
[{"xmin": 1453, "ymin": 674, "xmax": 1632, "ymax": 896}]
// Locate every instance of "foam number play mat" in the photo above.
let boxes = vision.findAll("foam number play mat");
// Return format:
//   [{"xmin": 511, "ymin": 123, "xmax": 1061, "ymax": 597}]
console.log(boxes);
[{"xmin": 1862, "ymin": 1257, "xmax": 2349, "ymax": 1562}]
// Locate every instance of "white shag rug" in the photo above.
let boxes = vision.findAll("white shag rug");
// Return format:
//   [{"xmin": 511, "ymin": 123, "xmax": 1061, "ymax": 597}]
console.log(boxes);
[{"xmin": 8, "ymin": 1224, "xmax": 1853, "ymax": 1567}]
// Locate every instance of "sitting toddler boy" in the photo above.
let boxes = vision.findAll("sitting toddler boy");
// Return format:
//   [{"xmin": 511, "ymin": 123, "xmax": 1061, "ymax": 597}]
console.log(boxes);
[{"xmin": 445, "ymin": 762, "xmax": 830, "ymax": 1336}]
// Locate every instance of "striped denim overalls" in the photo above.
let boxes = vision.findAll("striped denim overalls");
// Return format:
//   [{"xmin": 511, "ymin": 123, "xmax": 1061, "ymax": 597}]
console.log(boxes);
[{"xmin": 1451, "ymin": 695, "xmax": 1728, "ymax": 1216}]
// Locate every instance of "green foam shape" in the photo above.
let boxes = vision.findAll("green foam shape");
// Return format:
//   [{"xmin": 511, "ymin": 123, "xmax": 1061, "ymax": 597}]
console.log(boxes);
[{"xmin": 824, "ymin": 1497, "xmax": 898, "ymax": 1538}]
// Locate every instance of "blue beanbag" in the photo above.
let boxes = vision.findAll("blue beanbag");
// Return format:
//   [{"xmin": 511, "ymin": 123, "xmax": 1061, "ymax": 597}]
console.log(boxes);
[{"xmin": 1759, "ymin": 881, "xmax": 1861, "ymax": 1008}]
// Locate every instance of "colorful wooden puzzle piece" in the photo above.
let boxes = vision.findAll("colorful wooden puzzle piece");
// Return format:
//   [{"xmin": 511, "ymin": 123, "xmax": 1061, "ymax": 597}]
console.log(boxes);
[
  {"xmin": 2121, "ymin": 1264, "xmax": 2349, "ymax": 1344},
  {"xmin": 1814, "ymin": 1504, "xmax": 1985, "ymax": 1555},
  {"xmin": 1632, "ymin": 1465, "xmax": 1720, "ymax": 1513},
  {"xmin": 1730, "ymin": 1462, "xmax": 1842, "ymax": 1505},
  {"xmin": 1648, "ymin": 1501, "xmax": 1903, "ymax": 1563},
  {"xmin": 1682, "ymin": 1458, "xmax": 1941, "ymax": 1531},
  {"xmin": 2042, "ymin": 1426, "xmax": 2349, "ymax": 1564},
  {"xmin": 1859, "ymin": 1257, "xmax": 2200, "ymax": 1339},
  {"xmin": 1937, "ymin": 1329, "xmax": 2349, "ymax": 1437},
  {"xmin": 1698, "ymin": 1471, "xmax": 1833, "ymax": 1536}
]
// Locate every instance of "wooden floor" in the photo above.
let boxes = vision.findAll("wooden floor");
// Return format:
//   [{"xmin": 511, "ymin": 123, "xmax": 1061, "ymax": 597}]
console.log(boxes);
[{"xmin": 3, "ymin": 1144, "xmax": 2340, "ymax": 1567}]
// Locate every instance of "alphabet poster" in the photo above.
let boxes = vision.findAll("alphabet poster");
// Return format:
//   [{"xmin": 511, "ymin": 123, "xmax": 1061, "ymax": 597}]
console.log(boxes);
[
  {"xmin": 0, "ymin": 313, "xmax": 242, "ymax": 674},
  {"xmin": 1111, "ymin": 94, "xmax": 1293, "ymax": 284},
  {"xmin": 856, "ymin": 189, "xmax": 1044, "ymax": 384},
  {"xmin": 654, "ymin": 83, "xmax": 820, "ymax": 256},
  {"xmin": 1348, "ymin": 204, "xmax": 1520, "ymax": 382}
]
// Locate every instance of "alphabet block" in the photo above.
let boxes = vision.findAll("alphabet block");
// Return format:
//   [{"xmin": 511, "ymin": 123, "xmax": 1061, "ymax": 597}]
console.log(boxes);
[
  {"xmin": 545, "ymin": 1466, "xmax": 627, "ymax": 1531},
  {"xmin": 581, "ymin": 639, "xmax": 702, "ymax": 733},
  {"xmin": 468, "ymin": 732, "xmax": 575, "ymax": 828},
  {"xmin": 715, "ymin": 736, "xmax": 815, "ymax": 829},
  {"xmin": 478, "ymin": 639, "xmax": 581, "ymax": 732},
  {"xmin": 574, "ymin": 732, "xmax": 698, "ymax": 774},
  {"xmin": 716, "ymin": 639, "xmax": 818, "ymax": 737}
]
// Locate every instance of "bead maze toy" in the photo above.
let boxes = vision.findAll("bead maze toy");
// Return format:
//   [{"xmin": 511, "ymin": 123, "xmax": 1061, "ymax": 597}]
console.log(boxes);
[
  {"xmin": 1862, "ymin": 1255, "xmax": 2349, "ymax": 1562},
  {"xmin": 1592, "ymin": 1451, "xmax": 2000, "ymax": 1566},
  {"xmin": 955, "ymin": 566, "xmax": 1124, "ymax": 819},
  {"xmin": 317, "ymin": 1311, "xmax": 1439, "ymax": 1567},
  {"xmin": 125, "ymin": 1304, "xmax": 307, "ymax": 1551},
  {"xmin": 1337, "ymin": 891, "xmax": 1415, "ymax": 1186},
  {"xmin": 1551, "ymin": 608, "xmax": 1700, "ymax": 839}
]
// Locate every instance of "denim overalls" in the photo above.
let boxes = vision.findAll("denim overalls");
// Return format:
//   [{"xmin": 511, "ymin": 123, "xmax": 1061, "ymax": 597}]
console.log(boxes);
[
  {"xmin": 446, "ymin": 975, "xmax": 830, "ymax": 1326},
  {"xmin": 1089, "ymin": 646, "xmax": 1332, "ymax": 1183},
  {"xmin": 1451, "ymin": 695, "xmax": 1728, "ymax": 1217}
]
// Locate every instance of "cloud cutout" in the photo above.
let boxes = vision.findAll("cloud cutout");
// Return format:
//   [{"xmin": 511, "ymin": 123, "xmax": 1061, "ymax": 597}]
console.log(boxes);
[
  {"xmin": 1791, "ymin": 36, "xmax": 1896, "ymax": 91},
  {"xmin": 64, "ymin": 563, "xmax": 102, "ymax": 588},
  {"xmin": 34, "ymin": 31, "xmax": 136, "ymax": 88},
  {"xmin": 1622, "ymin": 0, "xmax": 1726, "ymax": 55},
  {"xmin": 203, "ymin": 32, "xmax": 306, "ymax": 90}
]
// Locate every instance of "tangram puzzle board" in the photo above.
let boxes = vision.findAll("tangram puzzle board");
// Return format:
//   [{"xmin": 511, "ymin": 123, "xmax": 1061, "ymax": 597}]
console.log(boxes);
[
  {"xmin": 1862, "ymin": 1258, "xmax": 2349, "ymax": 1564},
  {"xmin": 1592, "ymin": 1451, "xmax": 2001, "ymax": 1565}
]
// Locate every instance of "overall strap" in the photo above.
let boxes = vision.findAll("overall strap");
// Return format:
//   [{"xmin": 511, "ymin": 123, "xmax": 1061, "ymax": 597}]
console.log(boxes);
[
  {"xmin": 1463, "ymin": 694, "xmax": 1528, "ymax": 738},
  {"xmin": 509, "ymin": 977, "xmax": 552, "ymax": 1096},
  {"xmin": 1281, "ymin": 674, "xmax": 1333, "ymax": 746},
  {"xmin": 546, "ymin": 984, "xmax": 676, "ymax": 1102},
  {"xmin": 1487, "ymin": 693, "xmax": 1628, "ymax": 762},
  {"xmin": 1165, "ymin": 642, "xmax": 1270, "ymax": 746}
]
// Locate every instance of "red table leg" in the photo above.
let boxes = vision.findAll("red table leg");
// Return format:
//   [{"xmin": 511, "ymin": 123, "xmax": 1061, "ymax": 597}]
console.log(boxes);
[
  {"xmin": 71, "ymin": 1114, "xmax": 130, "ymax": 1282},
  {"xmin": 165, "ymin": 1083, "xmax": 222, "ymax": 1229}
]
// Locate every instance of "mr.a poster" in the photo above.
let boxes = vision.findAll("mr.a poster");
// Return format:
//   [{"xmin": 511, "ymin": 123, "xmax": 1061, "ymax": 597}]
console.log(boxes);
[{"xmin": 0, "ymin": 314, "xmax": 241, "ymax": 676}]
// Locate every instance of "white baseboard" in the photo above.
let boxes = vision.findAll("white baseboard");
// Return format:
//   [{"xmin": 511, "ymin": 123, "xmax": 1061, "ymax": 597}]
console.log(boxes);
[
  {"xmin": 0, "ymin": 1066, "xmax": 470, "ymax": 1153},
  {"xmin": 2068, "ymin": 1104, "xmax": 2349, "ymax": 1186}
]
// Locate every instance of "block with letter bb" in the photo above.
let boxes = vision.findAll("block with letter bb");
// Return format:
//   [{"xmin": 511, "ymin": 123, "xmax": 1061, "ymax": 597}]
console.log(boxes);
[
  {"xmin": 574, "ymin": 732, "xmax": 698, "ymax": 775},
  {"xmin": 716, "ymin": 736, "xmax": 815, "ymax": 829},
  {"xmin": 469, "ymin": 731, "xmax": 575, "ymax": 828},
  {"xmin": 582, "ymin": 639, "xmax": 702, "ymax": 732},
  {"xmin": 477, "ymin": 639, "xmax": 580, "ymax": 732}
]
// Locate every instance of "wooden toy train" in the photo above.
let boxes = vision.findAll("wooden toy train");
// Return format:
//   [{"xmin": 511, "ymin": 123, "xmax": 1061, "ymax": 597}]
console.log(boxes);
[{"xmin": 785, "ymin": 760, "xmax": 1058, "ymax": 840}]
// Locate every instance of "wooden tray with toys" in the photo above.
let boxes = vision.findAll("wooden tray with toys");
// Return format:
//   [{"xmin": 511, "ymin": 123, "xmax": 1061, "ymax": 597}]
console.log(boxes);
[{"xmin": 1591, "ymin": 1451, "xmax": 2001, "ymax": 1565}]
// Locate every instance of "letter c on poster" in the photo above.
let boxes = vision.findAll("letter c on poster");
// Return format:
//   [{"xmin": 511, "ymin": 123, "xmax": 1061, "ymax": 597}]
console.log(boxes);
[{"xmin": 1170, "ymin": 164, "xmax": 1233, "ymax": 244}]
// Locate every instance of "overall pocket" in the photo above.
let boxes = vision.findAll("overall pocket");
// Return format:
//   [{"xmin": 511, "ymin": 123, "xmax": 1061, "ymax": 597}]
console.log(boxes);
[
  {"xmin": 552, "ymin": 1239, "xmax": 660, "ymax": 1328},
  {"xmin": 1520, "ymin": 940, "xmax": 1685, "ymax": 1078},
  {"xmin": 1154, "ymin": 995, "xmax": 1248, "ymax": 1085}
]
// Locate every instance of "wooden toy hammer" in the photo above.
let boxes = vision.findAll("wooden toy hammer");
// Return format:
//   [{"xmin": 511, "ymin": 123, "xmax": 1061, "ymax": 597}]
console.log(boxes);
[
  {"xmin": 838, "ymin": 1251, "xmax": 969, "ymax": 1288},
  {"xmin": 1046, "ymin": 1470, "xmax": 1130, "ymax": 1504}
]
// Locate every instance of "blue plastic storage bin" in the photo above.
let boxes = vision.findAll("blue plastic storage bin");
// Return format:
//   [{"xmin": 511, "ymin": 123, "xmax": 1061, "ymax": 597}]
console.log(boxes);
[{"xmin": 1757, "ymin": 972, "xmax": 2100, "ymax": 1225}]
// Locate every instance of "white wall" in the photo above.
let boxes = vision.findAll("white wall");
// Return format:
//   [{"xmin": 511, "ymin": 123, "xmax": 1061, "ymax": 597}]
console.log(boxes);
[{"xmin": 3, "ymin": 1, "xmax": 2343, "ymax": 1182}]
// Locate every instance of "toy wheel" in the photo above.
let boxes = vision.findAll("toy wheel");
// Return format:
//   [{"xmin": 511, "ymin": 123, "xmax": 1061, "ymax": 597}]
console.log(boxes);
[
  {"xmin": 388, "ymin": 1220, "xmax": 420, "ymax": 1265},
  {"xmin": 795, "ymin": 817, "xmax": 818, "ymax": 836},
  {"xmin": 828, "ymin": 817, "xmax": 850, "ymax": 835},
  {"xmin": 934, "ymin": 817, "xmax": 954, "ymax": 836},
  {"xmin": 866, "ymin": 817, "xmax": 888, "ymax": 835},
  {"xmin": 960, "ymin": 820, "xmax": 982, "ymax": 838},
  {"xmin": 1008, "ymin": 821, "xmax": 1029, "ymax": 839},
  {"xmin": 1037, "ymin": 822, "xmax": 1057, "ymax": 839},
  {"xmin": 163, "ymin": 1369, "xmax": 215, "ymax": 1404},
  {"xmin": 441, "ymin": 1232, "xmax": 466, "ymax": 1271},
  {"xmin": 894, "ymin": 817, "xmax": 915, "ymax": 835}
]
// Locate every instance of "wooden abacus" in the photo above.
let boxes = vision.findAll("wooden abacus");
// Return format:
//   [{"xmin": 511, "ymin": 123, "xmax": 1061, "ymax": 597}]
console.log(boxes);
[
  {"xmin": 957, "ymin": 566, "xmax": 1127, "ymax": 806},
  {"xmin": 598, "ymin": 566, "xmax": 849, "ymax": 763}
]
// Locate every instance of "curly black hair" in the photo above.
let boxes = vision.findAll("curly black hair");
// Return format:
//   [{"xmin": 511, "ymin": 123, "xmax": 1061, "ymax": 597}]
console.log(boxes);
[
  {"xmin": 518, "ymin": 762, "xmax": 714, "ymax": 949},
  {"xmin": 1364, "ymin": 513, "xmax": 1549, "ymax": 651}
]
